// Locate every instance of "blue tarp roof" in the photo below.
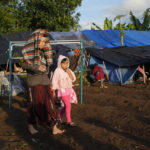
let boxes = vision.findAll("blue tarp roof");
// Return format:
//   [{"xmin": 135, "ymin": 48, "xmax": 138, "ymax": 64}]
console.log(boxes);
[{"xmin": 82, "ymin": 30, "xmax": 150, "ymax": 48}]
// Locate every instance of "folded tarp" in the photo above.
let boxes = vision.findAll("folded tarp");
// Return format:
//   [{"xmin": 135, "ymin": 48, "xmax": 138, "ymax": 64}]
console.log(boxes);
[{"xmin": 86, "ymin": 45, "xmax": 150, "ymax": 67}]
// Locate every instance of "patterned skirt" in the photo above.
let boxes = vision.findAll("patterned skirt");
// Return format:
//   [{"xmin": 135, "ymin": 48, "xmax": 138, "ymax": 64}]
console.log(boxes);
[{"xmin": 27, "ymin": 85, "xmax": 57, "ymax": 126}]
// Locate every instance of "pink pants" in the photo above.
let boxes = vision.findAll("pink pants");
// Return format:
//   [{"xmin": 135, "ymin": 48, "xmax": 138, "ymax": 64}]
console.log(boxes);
[{"xmin": 58, "ymin": 95, "xmax": 71, "ymax": 123}]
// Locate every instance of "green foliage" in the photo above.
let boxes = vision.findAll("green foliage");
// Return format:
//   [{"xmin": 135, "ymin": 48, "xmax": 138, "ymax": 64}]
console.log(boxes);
[
  {"xmin": 0, "ymin": 2, "xmax": 16, "ymax": 33},
  {"xmin": 130, "ymin": 8, "xmax": 150, "ymax": 30},
  {"xmin": 0, "ymin": 0, "xmax": 82, "ymax": 33},
  {"xmin": 114, "ymin": 15, "xmax": 126, "ymax": 46},
  {"xmin": 93, "ymin": 8, "xmax": 150, "ymax": 31},
  {"xmin": 91, "ymin": 23, "xmax": 102, "ymax": 30},
  {"xmin": 104, "ymin": 17, "xmax": 113, "ymax": 30}
]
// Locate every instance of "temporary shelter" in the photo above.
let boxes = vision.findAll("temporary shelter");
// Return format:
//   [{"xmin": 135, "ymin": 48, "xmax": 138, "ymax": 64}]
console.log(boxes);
[{"xmin": 82, "ymin": 30, "xmax": 150, "ymax": 84}]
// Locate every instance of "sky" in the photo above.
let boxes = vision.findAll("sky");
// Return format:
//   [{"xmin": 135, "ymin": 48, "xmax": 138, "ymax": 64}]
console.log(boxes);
[{"xmin": 76, "ymin": 0, "xmax": 150, "ymax": 30}]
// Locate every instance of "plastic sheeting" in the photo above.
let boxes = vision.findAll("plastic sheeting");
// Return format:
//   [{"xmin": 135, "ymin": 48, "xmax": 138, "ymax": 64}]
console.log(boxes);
[
  {"xmin": 82, "ymin": 30, "xmax": 150, "ymax": 48},
  {"xmin": 49, "ymin": 31, "xmax": 96, "ymax": 48},
  {"xmin": 0, "ymin": 32, "xmax": 31, "ymax": 65},
  {"xmin": 82, "ymin": 30, "xmax": 150, "ymax": 84},
  {"xmin": 89, "ymin": 56, "xmax": 137, "ymax": 84},
  {"xmin": 86, "ymin": 46, "xmax": 150, "ymax": 67},
  {"xmin": 0, "ymin": 72, "xmax": 24, "ymax": 96},
  {"xmin": 86, "ymin": 45, "xmax": 150, "ymax": 84}
]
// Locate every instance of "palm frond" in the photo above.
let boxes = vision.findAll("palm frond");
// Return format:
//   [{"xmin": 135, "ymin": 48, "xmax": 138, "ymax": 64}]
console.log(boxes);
[
  {"xmin": 92, "ymin": 22, "xmax": 102, "ymax": 30},
  {"xmin": 129, "ymin": 11, "xmax": 141, "ymax": 30},
  {"xmin": 142, "ymin": 8, "xmax": 150, "ymax": 30}
]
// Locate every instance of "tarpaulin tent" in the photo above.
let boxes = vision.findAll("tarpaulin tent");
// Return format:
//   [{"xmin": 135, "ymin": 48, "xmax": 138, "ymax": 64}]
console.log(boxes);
[
  {"xmin": 1, "ymin": 30, "xmax": 150, "ymax": 84},
  {"xmin": 82, "ymin": 30, "xmax": 150, "ymax": 84},
  {"xmin": 86, "ymin": 45, "xmax": 150, "ymax": 84}
]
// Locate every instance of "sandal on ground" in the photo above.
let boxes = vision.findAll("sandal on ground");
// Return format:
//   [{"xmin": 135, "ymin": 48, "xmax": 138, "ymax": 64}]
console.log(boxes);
[{"xmin": 67, "ymin": 122, "xmax": 77, "ymax": 127}]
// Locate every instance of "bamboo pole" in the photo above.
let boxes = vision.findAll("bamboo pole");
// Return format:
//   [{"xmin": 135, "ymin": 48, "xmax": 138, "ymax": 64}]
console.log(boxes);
[
  {"xmin": 103, "ymin": 61, "xmax": 109, "ymax": 80},
  {"xmin": 80, "ymin": 40, "xmax": 84, "ymax": 104},
  {"xmin": 5, "ymin": 59, "xmax": 9, "ymax": 73},
  {"xmin": 143, "ymin": 65, "xmax": 146, "ymax": 84},
  {"xmin": 119, "ymin": 68, "xmax": 123, "ymax": 85}
]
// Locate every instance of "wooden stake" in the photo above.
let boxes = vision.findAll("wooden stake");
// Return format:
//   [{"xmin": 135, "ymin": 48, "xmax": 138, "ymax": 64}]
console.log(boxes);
[
  {"xmin": 103, "ymin": 61, "xmax": 109, "ymax": 80},
  {"xmin": 119, "ymin": 68, "xmax": 123, "ymax": 85},
  {"xmin": 143, "ymin": 65, "xmax": 146, "ymax": 84},
  {"xmin": 5, "ymin": 59, "xmax": 9, "ymax": 74}
]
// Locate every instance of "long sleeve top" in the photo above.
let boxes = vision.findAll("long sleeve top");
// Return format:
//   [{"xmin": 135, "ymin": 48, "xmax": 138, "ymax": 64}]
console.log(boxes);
[{"xmin": 23, "ymin": 63, "xmax": 51, "ymax": 86}]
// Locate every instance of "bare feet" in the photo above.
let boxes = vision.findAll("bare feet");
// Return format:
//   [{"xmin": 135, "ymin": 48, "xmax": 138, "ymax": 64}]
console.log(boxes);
[
  {"xmin": 28, "ymin": 124, "xmax": 38, "ymax": 135},
  {"xmin": 52, "ymin": 125, "xmax": 65, "ymax": 135}
]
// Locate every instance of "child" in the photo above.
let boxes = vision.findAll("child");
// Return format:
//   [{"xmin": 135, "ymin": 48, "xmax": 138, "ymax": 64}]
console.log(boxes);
[
  {"xmin": 92, "ymin": 64, "xmax": 107, "ymax": 88},
  {"xmin": 52, "ymin": 55, "xmax": 77, "ymax": 126}
]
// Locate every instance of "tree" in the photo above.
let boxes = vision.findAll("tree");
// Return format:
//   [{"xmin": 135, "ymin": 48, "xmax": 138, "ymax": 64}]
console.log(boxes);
[
  {"xmin": 129, "ymin": 8, "xmax": 150, "ymax": 30},
  {"xmin": 91, "ymin": 23, "xmax": 102, "ymax": 30},
  {"xmin": 19, "ymin": 0, "xmax": 82, "ymax": 31},
  {"xmin": 103, "ymin": 17, "xmax": 113, "ymax": 30},
  {"xmin": 0, "ymin": 1, "xmax": 17, "ymax": 33},
  {"xmin": 91, "ymin": 18, "xmax": 113, "ymax": 30},
  {"xmin": 0, "ymin": 0, "xmax": 82, "ymax": 33},
  {"xmin": 114, "ymin": 15, "xmax": 126, "ymax": 46}
]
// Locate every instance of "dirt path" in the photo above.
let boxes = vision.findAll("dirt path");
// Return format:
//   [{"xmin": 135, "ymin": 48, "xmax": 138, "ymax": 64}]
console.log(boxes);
[{"xmin": 0, "ymin": 83, "xmax": 150, "ymax": 150}]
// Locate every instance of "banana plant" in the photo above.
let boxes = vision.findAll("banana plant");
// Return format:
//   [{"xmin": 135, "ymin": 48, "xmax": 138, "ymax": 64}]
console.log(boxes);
[{"xmin": 114, "ymin": 15, "xmax": 126, "ymax": 46}]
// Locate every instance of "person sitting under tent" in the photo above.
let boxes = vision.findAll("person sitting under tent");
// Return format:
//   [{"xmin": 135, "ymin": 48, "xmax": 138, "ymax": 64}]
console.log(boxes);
[
  {"xmin": 91, "ymin": 64, "xmax": 107, "ymax": 88},
  {"xmin": 134, "ymin": 65, "xmax": 148, "ymax": 83}
]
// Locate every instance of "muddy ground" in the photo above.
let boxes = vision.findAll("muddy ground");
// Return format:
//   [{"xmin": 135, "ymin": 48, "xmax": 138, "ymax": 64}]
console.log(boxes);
[{"xmin": 0, "ymin": 82, "xmax": 150, "ymax": 150}]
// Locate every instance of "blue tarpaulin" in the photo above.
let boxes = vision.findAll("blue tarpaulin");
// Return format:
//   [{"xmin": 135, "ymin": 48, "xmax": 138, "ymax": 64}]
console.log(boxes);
[
  {"xmin": 82, "ymin": 30, "xmax": 150, "ymax": 48},
  {"xmin": 82, "ymin": 30, "xmax": 150, "ymax": 84}
]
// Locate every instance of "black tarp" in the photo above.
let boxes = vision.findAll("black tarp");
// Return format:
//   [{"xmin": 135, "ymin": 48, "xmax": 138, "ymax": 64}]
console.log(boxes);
[
  {"xmin": 0, "ymin": 32, "xmax": 31, "ymax": 65},
  {"xmin": 0, "ymin": 32, "xmax": 54, "ymax": 65},
  {"xmin": 86, "ymin": 45, "xmax": 150, "ymax": 67}
]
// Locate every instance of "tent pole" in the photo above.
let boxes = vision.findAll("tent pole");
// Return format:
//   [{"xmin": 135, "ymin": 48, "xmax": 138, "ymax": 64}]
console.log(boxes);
[
  {"xmin": 143, "ymin": 65, "xmax": 146, "ymax": 84},
  {"xmin": 119, "ymin": 67, "xmax": 123, "ymax": 85},
  {"xmin": 9, "ymin": 42, "xmax": 12, "ymax": 109},
  {"xmin": 5, "ymin": 59, "xmax": 9, "ymax": 73},
  {"xmin": 80, "ymin": 40, "xmax": 84, "ymax": 104},
  {"xmin": 103, "ymin": 61, "xmax": 109, "ymax": 80}
]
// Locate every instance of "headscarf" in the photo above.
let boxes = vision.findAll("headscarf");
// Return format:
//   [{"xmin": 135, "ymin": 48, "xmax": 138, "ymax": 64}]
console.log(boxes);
[{"xmin": 22, "ymin": 29, "xmax": 53, "ymax": 66}]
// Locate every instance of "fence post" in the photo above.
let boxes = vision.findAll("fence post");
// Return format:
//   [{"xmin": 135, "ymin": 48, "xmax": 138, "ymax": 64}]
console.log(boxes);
[
  {"xmin": 9, "ymin": 41, "xmax": 12, "ymax": 109},
  {"xmin": 80, "ymin": 40, "xmax": 84, "ymax": 104}
]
